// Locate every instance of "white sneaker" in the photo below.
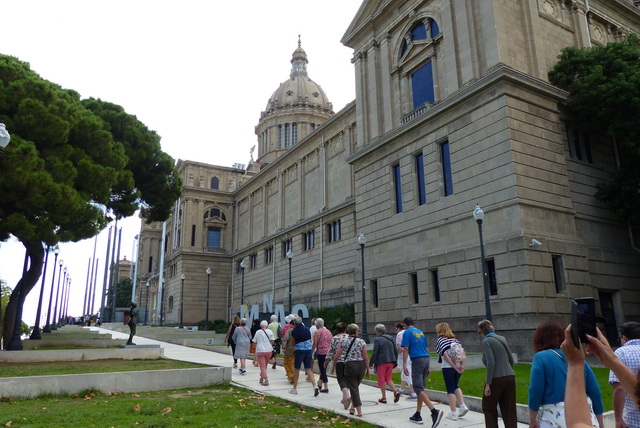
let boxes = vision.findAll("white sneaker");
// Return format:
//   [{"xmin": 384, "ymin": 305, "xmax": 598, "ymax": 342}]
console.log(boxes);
[
  {"xmin": 289, "ymin": 388, "xmax": 297, "ymax": 395},
  {"xmin": 458, "ymin": 404, "xmax": 469, "ymax": 418},
  {"xmin": 445, "ymin": 412, "xmax": 458, "ymax": 421}
]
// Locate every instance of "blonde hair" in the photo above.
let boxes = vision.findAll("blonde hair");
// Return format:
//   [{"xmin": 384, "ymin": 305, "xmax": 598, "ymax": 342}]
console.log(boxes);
[
  {"xmin": 436, "ymin": 322, "xmax": 455, "ymax": 338},
  {"xmin": 232, "ymin": 316, "xmax": 240, "ymax": 325},
  {"xmin": 347, "ymin": 323, "xmax": 360, "ymax": 336}
]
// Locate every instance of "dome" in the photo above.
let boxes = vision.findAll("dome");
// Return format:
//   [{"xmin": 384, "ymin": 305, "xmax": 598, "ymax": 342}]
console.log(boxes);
[{"xmin": 261, "ymin": 37, "xmax": 333, "ymax": 118}]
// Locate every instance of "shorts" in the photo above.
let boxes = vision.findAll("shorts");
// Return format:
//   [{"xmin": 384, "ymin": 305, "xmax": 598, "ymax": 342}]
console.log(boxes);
[
  {"xmin": 411, "ymin": 356, "xmax": 430, "ymax": 395},
  {"xmin": 442, "ymin": 367, "xmax": 461, "ymax": 394},
  {"xmin": 293, "ymin": 349, "xmax": 313, "ymax": 370}
]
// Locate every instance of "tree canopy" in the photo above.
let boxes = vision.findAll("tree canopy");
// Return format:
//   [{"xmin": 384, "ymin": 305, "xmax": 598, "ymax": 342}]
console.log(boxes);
[
  {"xmin": 0, "ymin": 54, "xmax": 182, "ymax": 346},
  {"xmin": 549, "ymin": 34, "xmax": 640, "ymax": 223}
]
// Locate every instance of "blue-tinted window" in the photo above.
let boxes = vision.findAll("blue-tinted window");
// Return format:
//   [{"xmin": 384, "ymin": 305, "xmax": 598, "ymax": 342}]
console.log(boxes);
[
  {"xmin": 441, "ymin": 142, "xmax": 453, "ymax": 196},
  {"xmin": 210, "ymin": 176, "xmax": 219, "ymax": 190},
  {"xmin": 310, "ymin": 123, "xmax": 315, "ymax": 131},
  {"xmin": 411, "ymin": 22, "xmax": 427, "ymax": 41},
  {"xmin": 415, "ymin": 154, "xmax": 426, "ymax": 205},
  {"xmin": 207, "ymin": 227, "xmax": 221, "ymax": 248},
  {"xmin": 393, "ymin": 164, "xmax": 403, "ymax": 213},
  {"xmin": 411, "ymin": 61, "xmax": 435, "ymax": 108},
  {"xmin": 285, "ymin": 124, "xmax": 290, "ymax": 147},
  {"xmin": 292, "ymin": 123, "xmax": 298, "ymax": 145},
  {"xmin": 429, "ymin": 18, "xmax": 440, "ymax": 38},
  {"xmin": 278, "ymin": 125, "xmax": 283, "ymax": 148}
]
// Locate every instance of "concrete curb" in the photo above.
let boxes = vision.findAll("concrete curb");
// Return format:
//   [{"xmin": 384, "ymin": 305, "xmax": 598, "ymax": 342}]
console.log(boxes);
[
  {"xmin": 0, "ymin": 367, "xmax": 231, "ymax": 398},
  {"xmin": 0, "ymin": 347, "xmax": 164, "ymax": 362}
]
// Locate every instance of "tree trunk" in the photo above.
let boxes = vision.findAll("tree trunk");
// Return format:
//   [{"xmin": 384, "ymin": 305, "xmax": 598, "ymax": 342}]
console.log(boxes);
[{"xmin": 2, "ymin": 240, "xmax": 44, "ymax": 346}]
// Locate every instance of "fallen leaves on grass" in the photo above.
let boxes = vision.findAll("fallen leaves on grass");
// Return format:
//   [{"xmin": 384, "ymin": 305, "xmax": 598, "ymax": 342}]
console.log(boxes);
[
  {"xmin": 159, "ymin": 407, "xmax": 172, "ymax": 415},
  {"xmin": 133, "ymin": 404, "xmax": 141, "ymax": 413},
  {"xmin": 1, "ymin": 398, "xmax": 14, "ymax": 403},
  {"xmin": 5, "ymin": 422, "xmax": 12, "ymax": 427},
  {"xmin": 83, "ymin": 393, "xmax": 95, "ymax": 400},
  {"xmin": 238, "ymin": 399, "xmax": 246, "ymax": 407}
]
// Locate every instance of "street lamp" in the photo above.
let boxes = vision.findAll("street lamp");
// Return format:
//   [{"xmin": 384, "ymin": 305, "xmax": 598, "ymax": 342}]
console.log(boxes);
[
  {"xmin": 56, "ymin": 267, "xmax": 68, "ymax": 327},
  {"xmin": 287, "ymin": 249, "xmax": 293, "ymax": 314},
  {"xmin": 0, "ymin": 122, "xmax": 10, "ymax": 154},
  {"xmin": 31, "ymin": 245, "xmax": 55, "ymax": 339},
  {"xmin": 204, "ymin": 267, "xmax": 211, "ymax": 330},
  {"xmin": 473, "ymin": 204, "xmax": 493, "ymax": 321},
  {"xmin": 357, "ymin": 232, "xmax": 370, "ymax": 343},
  {"xmin": 179, "ymin": 273, "xmax": 186, "ymax": 328},
  {"xmin": 50, "ymin": 260, "xmax": 64, "ymax": 331},
  {"xmin": 144, "ymin": 281, "xmax": 150, "ymax": 325},
  {"xmin": 240, "ymin": 258, "xmax": 247, "ymax": 316},
  {"xmin": 43, "ymin": 248, "xmax": 60, "ymax": 333}
]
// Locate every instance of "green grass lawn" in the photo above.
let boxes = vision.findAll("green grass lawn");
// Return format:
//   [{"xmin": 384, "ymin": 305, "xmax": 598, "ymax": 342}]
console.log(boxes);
[{"xmin": 0, "ymin": 385, "xmax": 373, "ymax": 428}]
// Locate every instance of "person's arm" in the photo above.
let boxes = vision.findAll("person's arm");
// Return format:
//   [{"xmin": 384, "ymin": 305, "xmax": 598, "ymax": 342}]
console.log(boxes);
[
  {"xmin": 612, "ymin": 383, "xmax": 626, "ymax": 428},
  {"xmin": 361, "ymin": 343, "xmax": 370, "ymax": 377},
  {"xmin": 482, "ymin": 339, "xmax": 495, "ymax": 394},
  {"xmin": 403, "ymin": 347, "xmax": 409, "ymax": 375},
  {"xmin": 528, "ymin": 354, "xmax": 544, "ymax": 428},
  {"xmin": 370, "ymin": 338, "xmax": 380, "ymax": 368},
  {"xmin": 333, "ymin": 347, "xmax": 343, "ymax": 365},
  {"xmin": 587, "ymin": 329, "xmax": 638, "ymax": 411},
  {"xmin": 584, "ymin": 364, "xmax": 604, "ymax": 417},
  {"xmin": 312, "ymin": 331, "xmax": 318, "ymax": 354},
  {"xmin": 224, "ymin": 324, "xmax": 232, "ymax": 343},
  {"xmin": 560, "ymin": 324, "xmax": 594, "ymax": 428}
]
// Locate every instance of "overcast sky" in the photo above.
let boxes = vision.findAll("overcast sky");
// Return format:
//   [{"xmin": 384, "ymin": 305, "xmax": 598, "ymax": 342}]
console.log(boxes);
[{"xmin": 0, "ymin": 0, "xmax": 363, "ymax": 328}]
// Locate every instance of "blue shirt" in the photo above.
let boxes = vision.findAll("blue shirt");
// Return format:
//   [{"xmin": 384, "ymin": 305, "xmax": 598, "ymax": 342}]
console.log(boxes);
[
  {"xmin": 401, "ymin": 326, "xmax": 428, "ymax": 359},
  {"xmin": 290, "ymin": 324, "xmax": 312, "ymax": 351},
  {"xmin": 528, "ymin": 348, "xmax": 603, "ymax": 415}
]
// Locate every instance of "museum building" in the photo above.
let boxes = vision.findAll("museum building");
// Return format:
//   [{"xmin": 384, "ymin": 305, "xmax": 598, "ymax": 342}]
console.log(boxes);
[{"xmin": 135, "ymin": 0, "xmax": 640, "ymax": 359}]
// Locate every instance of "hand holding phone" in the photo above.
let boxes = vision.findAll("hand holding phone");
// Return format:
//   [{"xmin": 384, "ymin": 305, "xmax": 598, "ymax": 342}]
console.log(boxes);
[{"xmin": 571, "ymin": 297, "xmax": 597, "ymax": 348}]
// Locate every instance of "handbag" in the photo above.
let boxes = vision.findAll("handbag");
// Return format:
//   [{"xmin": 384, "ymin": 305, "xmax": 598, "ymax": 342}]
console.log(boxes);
[{"xmin": 342, "ymin": 337, "xmax": 358, "ymax": 377}]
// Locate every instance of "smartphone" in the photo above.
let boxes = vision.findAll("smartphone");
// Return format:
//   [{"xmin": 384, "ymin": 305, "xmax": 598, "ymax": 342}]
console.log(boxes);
[{"xmin": 571, "ymin": 297, "xmax": 597, "ymax": 348}]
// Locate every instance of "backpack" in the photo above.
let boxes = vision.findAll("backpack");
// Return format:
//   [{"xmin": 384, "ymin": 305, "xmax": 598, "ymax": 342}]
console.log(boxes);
[{"xmin": 447, "ymin": 340, "xmax": 466, "ymax": 364}]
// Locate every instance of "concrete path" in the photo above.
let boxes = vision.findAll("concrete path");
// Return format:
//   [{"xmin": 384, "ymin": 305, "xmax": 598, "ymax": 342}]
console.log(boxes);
[{"xmin": 91, "ymin": 326, "xmax": 527, "ymax": 427}]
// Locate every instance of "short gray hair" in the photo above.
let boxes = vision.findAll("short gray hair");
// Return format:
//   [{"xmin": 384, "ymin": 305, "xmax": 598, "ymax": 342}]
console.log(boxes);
[
  {"xmin": 270, "ymin": 315, "xmax": 278, "ymax": 322},
  {"xmin": 315, "ymin": 318, "xmax": 324, "ymax": 327},
  {"xmin": 293, "ymin": 316, "xmax": 303, "ymax": 325},
  {"xmin": 260, "ymin": 320, "xmax": 268, "ymax": 328},
  {"xmin": 240, "ymin": 318, "xmax": 248, "ymax": 326},
  {"xmin": 375, "ymin": 323, "xmax": 386, "ymax": 334}
]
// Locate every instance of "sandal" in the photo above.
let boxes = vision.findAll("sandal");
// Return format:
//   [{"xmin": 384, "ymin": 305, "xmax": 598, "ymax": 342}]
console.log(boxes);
[
  {"xmin": 378, "ymin": 398, "xmax": 387, "ymax": 404},
  {"xmin": 394, "ymin": 390, "xmax": 400, "ymax": 403},
  {"xmin": 349, "ymin": 408, "xmax": 355, "ymax": 415}
]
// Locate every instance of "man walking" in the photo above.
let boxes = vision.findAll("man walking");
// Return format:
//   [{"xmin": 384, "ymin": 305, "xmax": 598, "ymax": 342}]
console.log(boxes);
[
  {"xmin": 267, "ymin": 314, "xmax": 281, "ymax": 369},
  {"xmin": 609, "ymin": 321, "xmax": 640, "ymax": 428},
  {"xmin": 401, "ymin": 317, "xmax": 444, "ymax": 426},
  {"xmin": 477, "ymin": 319, "xmax": 517, "ymax": 428}
]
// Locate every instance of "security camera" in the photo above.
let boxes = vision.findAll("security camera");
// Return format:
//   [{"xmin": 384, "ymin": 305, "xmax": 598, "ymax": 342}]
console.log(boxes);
[{"xmin": 530, "ymin": 239, "xmax": 542, "ymax": 246}]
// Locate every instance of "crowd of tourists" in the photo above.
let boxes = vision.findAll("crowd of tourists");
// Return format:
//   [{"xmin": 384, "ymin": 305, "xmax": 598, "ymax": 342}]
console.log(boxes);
[{"xmin": 224, "ymin": 314, "xmax": 640, "ymax": 428}]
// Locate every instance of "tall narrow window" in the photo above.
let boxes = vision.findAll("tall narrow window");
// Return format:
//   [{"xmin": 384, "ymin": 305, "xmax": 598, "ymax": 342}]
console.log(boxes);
[
  {"xmin": 393, "ymin": 164, "xmax": 403, "ymax": 213},
  {"xmin": 371, "ymin": 280, "xmax": 379, "ymax": 308},
  {"xmin": 410, "ymin": 273, "xmax": 419, "ymax": 304},
  {"xmin": 552, "ymin": 255, "xmax": 566, "ymax": 293},
  {"xmin": 567, "ymin": 128, "xmax": 593, "ymax": 164},
  {"xmin": 441, "ymin": 141, "xmax": 453, "ymax": 196},
  {"xmin": 210, "ymin": 176, "xmax": 219, "ymax": 190},
  {"xmin": 207, "ymin": 227, "xmax": 221, "ymax": 248},
  {"xmin": 487, "ymin": 259, "xmax": 497, "ymax": 295},
  {"xmin": 411, "ymin": 61, "xmax": 435, "ymax": 108},
  {"xmin": 415, "ymin": 154, "xmax": 426, "ymax": 205},
  {"xmin": 292, "ymin": 123, "xmax": 298, "ymax": 145},
  {"xmin": 285, "ymin": 124, "xmax": 290, "ymax": 147},
  {"xmin": 250, "ymin": 253, "xmax": 257, "ymax": 269},
  {"xmin": 302, "ymin": 230, "xmax": 314, "ymax": 251},
  {"xmin": 431, "ymin": 269, "xmax": 440, "ymax": 302},
  {"xmin": 278, "ymin": 125, "xmax": 283, "ymax": 148},
  {"xmin": 148, "ymin": 256, "xmax": 153, "ymax": 273},
  {"xmin": 264, "ymin": 246, "xmax": 273, "ymax": 265},
  {"xmin": 327, "ymin": 220, "xmax": 341, "ymax": 243},
  {"xmin": 310, "ymin": 123, "xmax": 316, "ymax": 131},
  {"xmin": 191, "ymin": 225, "xmax": 196, "ymax": 246},
  {"xmin": 282, "ymin": 239, "xmax": 292, "ymax": 258}
]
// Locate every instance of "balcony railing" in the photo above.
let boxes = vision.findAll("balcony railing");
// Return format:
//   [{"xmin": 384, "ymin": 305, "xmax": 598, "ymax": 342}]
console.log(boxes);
[{"xmin": 400, "ymin": 102, "xmax": 433, "ymax": 125}]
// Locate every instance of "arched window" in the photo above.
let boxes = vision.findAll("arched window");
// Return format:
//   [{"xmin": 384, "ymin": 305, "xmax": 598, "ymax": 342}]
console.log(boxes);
[
  {"xmin": 168, "ymin": 295, "xmax": 174, "ymax": 313},
  {"xmin": 210, "ymin": 176, "xmax": 219, "ymax": 190},
  {"xmin": 400, "ymin": 18, "xmax": 441, "ymax": 58},
  {"xmin": 204, "ymin": 208, "xmax": 227, "ymax": 222}
]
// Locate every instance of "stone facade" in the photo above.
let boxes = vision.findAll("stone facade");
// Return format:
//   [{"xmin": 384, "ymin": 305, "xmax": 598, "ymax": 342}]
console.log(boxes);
[{"xmin": 136, "ymin": 0, "xmax": 640, "ymax": 359}]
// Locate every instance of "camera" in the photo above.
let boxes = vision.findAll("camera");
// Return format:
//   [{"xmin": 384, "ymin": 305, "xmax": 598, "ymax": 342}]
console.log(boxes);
[{"xmin": 571, "ymin": 297, "xmax": 597, "ymax": 348}]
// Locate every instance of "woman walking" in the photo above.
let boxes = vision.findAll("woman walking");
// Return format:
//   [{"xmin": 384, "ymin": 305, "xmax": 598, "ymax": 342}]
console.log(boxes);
[
  {"xmin": 224, "ymin": 316, "xmax": 241, "ymax": 368},
  {"xmin": 435, "ymin": 322, "xmax": 469, "ymax": 420},
  {"xmin": 250, "ymin": 318, "xmax": 261, "ymax": 367},
  {"xmin": 528, "ymin": 322, "xmax": 604, "ymax": 428},
  {"xmin": 327, "ymin": 322, "xmax": 351, "ymax": 409},
  {"xmin": 282, "ymin": 315, "xmax": 296, "ymax": 383},
  {"xmin": 253, "ymin": 320, "xmax": 275, "ymax": 386},
  {"xmin": 333, "ymin": 323, "xmax": 370, "ymax": 417},
  {"xmin": 370, "ymin": 323, "xmax": 400, "ymax": 404},
  {"xmin": 312, "ymin": 318, "xmax": 332, "ymax": 393},
  {"xmin": 231, "ymin": 318, "xmax": 251, "ymax": 375}
]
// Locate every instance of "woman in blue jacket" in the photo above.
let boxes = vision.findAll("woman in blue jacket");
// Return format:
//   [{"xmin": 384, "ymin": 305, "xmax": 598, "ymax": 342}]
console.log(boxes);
[{"xmin": 528, "ymin": 322, "xmax": 604, "ymax": 428}]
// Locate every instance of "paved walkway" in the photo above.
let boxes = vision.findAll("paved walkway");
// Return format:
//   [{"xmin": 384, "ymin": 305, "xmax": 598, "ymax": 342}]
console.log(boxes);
[{"xmin": 91, "ymin": 326, "xmax": 527, "ymax": 427}]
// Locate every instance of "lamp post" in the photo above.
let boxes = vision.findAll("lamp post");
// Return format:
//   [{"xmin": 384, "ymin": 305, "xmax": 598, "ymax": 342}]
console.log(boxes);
[
  {"xmin": 144, "ymin": 281, "xmax": 150, "ymax": 325},
  {"xmin": 473, "ymin": 204, "xmax": 492, "ymax": 321},
  {"xmin": 31, "ymin": 245, "xmax": 55, "ymax": 339},
  {"xmin": 240, "ymin": 259, "xmax": 247, "ymax": 316},
  {"xmin": 55, "ymin": 267, "xmax": 68, "ymax": 327},
  {"xmin": 287, "ymin": 249, "xmax": 293, "ymax": 314},
  {"xmin": 50, "ymin": 260, "xmax": 64, "ymax": 331},
  {"xmin": 0, "ymin": 122, "xmax": 10, "ymax": 154},
  {"xmin": 160, "ymin": 278, "xmax": 165, "ymax": 326},
  {"xmin": 204, "ymin": 267, "xmax": 211, "ymax": 330},
  {"xmin": 179, "ymin": 274, "xmax": 185, "ymax": 328},
  {"xmin": 43, "ymin": 248, "xmax": 60, "ymax": 333},
  {"xmin": 357, "ymin": 232, "xmax": 370, "ymax": 343}
]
